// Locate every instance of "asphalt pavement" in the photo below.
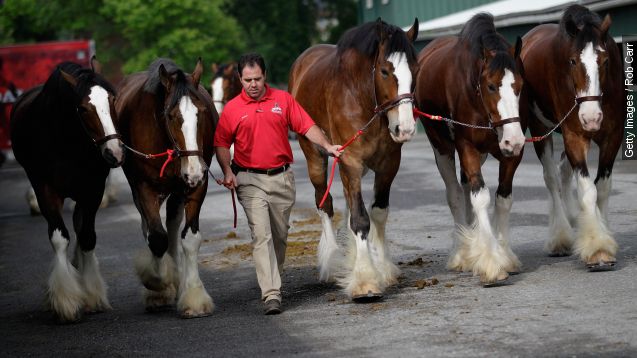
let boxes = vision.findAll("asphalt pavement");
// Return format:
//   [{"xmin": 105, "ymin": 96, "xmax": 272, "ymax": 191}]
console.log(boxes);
[{"xmin": 1, "ymin": 133, "xmax": 636, "ymax": 357}]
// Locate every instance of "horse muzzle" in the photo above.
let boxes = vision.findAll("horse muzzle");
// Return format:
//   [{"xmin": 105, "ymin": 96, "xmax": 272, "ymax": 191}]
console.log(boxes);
[
  {"xmin": 101, "ymin": 139, "xmax": 125, "ymax": 168},
  {"xmin": 181, "ymin": 157, "xmax": 206, "ymax": 188}
]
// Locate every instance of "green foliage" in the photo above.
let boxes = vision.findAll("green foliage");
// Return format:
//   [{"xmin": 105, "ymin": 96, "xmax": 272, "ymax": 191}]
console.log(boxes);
[
  {"xmin": 102, "ymin": 0, "xmax": 245, "ymax": 85},
  {"xmin": 226, "ymin": 0, "xmax": 318, "ymax": 85}
]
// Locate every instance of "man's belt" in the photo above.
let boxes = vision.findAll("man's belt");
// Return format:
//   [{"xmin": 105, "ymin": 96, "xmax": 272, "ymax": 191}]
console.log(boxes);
[{"xmin": 231, "ymin": 162, "xmax": 290, "ymax": 176}]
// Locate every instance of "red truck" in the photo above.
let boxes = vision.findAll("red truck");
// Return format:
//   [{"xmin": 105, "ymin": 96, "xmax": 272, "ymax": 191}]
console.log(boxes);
[{"xmin": 0, "ymin": 40, "xmax": 94, "ymax": 151}]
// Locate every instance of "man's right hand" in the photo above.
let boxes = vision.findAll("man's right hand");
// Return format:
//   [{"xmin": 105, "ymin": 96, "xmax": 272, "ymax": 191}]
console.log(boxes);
[{"xmin": 217, "ymin": 172, "xmax": 237, "ymax": 190}]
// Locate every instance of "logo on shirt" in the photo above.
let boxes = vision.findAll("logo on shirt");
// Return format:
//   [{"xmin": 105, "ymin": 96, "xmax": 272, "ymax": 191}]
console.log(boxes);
[{"xmin": 271, "ymin": 102, "xmax": 282, "ymax": 114}]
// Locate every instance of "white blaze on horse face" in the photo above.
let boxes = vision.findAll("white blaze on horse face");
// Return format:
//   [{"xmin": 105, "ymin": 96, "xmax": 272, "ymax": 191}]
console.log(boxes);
[
  {"xmin": 578, "ymin": 42, "xmax": 603, "ymax": 131},
  {"xmin": 89, "ymin": 86, "xmax": 123, "ymax": 163},
  {"xmin": 386, "ymin": 52, "xmax": 415, "ymax": 143},
  {"xmin": 179, "ymin": 96, "xmax": 204, "ymax": 187},
  {"xmin": 496, "ymin": 69, "xmax": 524, "ymax": 157},
  {"xmin": 212, "ymin": 77, "xmax": 224, "ymax": 113}
]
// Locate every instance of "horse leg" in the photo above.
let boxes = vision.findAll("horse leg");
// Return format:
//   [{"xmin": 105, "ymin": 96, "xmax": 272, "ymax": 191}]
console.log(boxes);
[
  {"xmin": 132, "ymin": 183, "xmax": 177, "ymax": 311},
  {"xmin": 339, "ymin": 164, "xmax": 382, "ymax": 301},
  {"xmin": 493, "ymin": 157, "xmax": 522, "ymax": 273},
  {"xmin": 460, "ymin": 153, "xmax": 487, "ymax": 226},
  {"xmin": 368, "ymin": 157, "xmax": 401, "ymax": 288},
  {"xmin": 299, "ymin": 136, "xmax": 339, "ymax": 281},
  {"xmin": 532, "ymin": 132, "xmax": 575, "ymax": 256},
  {"xmin": 457, "ymin": 145, "xmax": 512, "ymax": 285},
  {"xmin": 26, "ymin": 186, "xmax": 41, "ymax": 215},
  {"xmin": 34, "ymin": 183, "xmax": 84, "ymax": 322},
  {"xmin": 594, "ymin": 134, "xmax": 621, "ymax": 225},
  {"xmin": 173, "ymin": 187, "xmax": 213, "ymax": 318},
  {"xmin": 72, "ymin": 184, "xmax": 111, "ymax": 313},
  {"xmin": 559, "ymin": 151, "xmax": 579, "ymax": 227},
  {"xmin": 563, "ymin": 132, "xmax": 617, "ymax": 270}
]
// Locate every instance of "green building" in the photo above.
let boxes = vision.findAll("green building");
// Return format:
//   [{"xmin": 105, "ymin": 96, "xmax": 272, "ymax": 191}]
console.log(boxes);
[{"xmin": 358, "ymin": 0, "xmax": 637, "ymax": 49}]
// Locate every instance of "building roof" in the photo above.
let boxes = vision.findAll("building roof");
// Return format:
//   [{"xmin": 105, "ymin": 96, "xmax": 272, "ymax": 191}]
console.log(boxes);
[{"xmin": 409, "ymin": 0, "xmax": 637, "ymax": 39}]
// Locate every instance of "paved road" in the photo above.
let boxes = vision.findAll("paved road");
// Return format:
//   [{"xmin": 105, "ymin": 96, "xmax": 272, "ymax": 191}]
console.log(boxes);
[{"xmin": 1, "ymin": 134, "xmax": 636, "ymax": 357}]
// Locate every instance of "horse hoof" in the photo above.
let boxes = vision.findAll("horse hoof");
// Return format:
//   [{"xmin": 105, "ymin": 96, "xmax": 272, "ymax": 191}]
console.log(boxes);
[
  {"xmin": 352, "ymin": 291, "xmax": 383, "ymax": 303},
  {"xmin": 586, "ymin": 260, "xmax": 616, "ymax": 272},
  {"xmin": 482, "ymin": 276, "xmax": 510, "ymax": 288},
  {"xmin": 181, "ymin": 310, "xmax": 213, "ymax": 319}
]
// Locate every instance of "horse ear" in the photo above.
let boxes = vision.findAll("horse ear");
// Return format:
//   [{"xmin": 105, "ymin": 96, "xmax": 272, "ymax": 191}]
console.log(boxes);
[
  {"xmin": 90, "ymin": 56, "xmax": 102, "ymax": 74},
  {"xmin": 600, "ymin": 14, "xmax": 612, "ymax": 39},
  {"xmin": 60, "ymin": 69, "xmax": 77, "ymax": 87},
  {"xmin": 192, "ymin": 58, "xmax": 203, "ymax": 88},
  {"xmin": 211, "ymin": 63, "xmax": 218, "ymax": 75},
  {"xmin": 406, "ymin": 18, "xmax": 419, "ymax": 43},
  {"xmin": 376, "ymin": 17, "xmax": 385, "ymax": 42},
  {"xmin": 159, "ymin": 64, "xmax": 172, "ymax": 90}
]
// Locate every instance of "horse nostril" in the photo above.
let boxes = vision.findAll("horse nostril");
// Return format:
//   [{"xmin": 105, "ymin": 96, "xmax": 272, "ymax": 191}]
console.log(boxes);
[
  {"xmin": 504, "ymin": 140, "xmax": 511, "ymax": 147},
  {"xmin": 394, "ymin": 125, "xmax": 400, "ymax": 135}
]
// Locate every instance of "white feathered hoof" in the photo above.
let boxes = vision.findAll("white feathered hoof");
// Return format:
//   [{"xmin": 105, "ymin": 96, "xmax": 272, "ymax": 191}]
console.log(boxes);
[
  {"xmin": 48, "ymin": 290, "xmax": 84, "ymax": 324},
  {"xmin": 134, "ymin": 250, "xmax": 177, "ymax": 292},
  {"xmin": 546, "ymin": 230, "xmax": 574, "ymax": 257},
  {"xmin": 83, "ymin": 296, "xmax": 111, "ymax": 314},
  {"xmin": 143, "ymin": 285, "xmax": 177, "ymax": 312},
  {"xmin": 178, "ymin": 285, "xmax": 214, "ymax": 318}
]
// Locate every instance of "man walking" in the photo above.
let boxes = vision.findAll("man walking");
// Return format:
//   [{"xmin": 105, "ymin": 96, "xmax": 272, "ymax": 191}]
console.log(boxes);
[{"xmin": 214, "ymin": 53, "xmax": 341, "ymax": 315}]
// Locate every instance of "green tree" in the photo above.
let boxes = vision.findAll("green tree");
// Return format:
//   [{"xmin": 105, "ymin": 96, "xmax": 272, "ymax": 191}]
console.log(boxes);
[
  {"xmin": 102, "ymin": 0, "xmax": 245, "ymax": 85},
  {"xmin": 226, "ymin": 0, "xmax": 318, "ymax": 85}
]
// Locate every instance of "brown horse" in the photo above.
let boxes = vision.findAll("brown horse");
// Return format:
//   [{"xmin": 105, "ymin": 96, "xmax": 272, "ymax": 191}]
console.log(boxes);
[
  {"xmin": 210, "ymin": 62, "xmax": 241, "ymax": 114},
  {"xmin": 115, "ymin": 58, "xmax": 217, "ymax": 317},
  {"xmin": 414, "ymin": 13, "xmax": 525, "ymax": 285},
  {"xmin": 10, "ymin": 58, "xmax": 124, "ymax": 322},
  {"xmin": 520, "ymin": 5, "xmax": 622, "ymax": 270},
  {"xmin": 289, "ymin": 18, "xmax": 419, "ymax": 301}
]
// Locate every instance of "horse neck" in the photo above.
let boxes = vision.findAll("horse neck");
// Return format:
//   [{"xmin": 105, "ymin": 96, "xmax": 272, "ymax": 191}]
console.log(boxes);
[{"xmin": 338, "ymin": 51, "xmax": 376, "ymax": 110}]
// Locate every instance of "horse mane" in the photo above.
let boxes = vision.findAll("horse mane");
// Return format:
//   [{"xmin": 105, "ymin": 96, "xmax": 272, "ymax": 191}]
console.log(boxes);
[
  {"xmin": 144, "ymin": 58, "xmax": 200, "ymax": 114},
  {"xmin": 458, "ymin": 13, "xmax": 516, "ymax": 86},
  {"xmin": 559, "ymin": 5, "xmax": 603, "ymax": 50},
  {"xmin": 43, "ymin": 62, "xmax": 116, "ymax": 104},
  {"xmin": 336, "ymin": 20, "xmax": 417, "ymax": 64}
]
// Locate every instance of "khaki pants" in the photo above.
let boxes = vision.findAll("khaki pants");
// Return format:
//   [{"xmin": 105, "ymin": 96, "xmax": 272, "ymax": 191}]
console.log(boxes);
[{"xmin": 235, "ymin": 168, "xmax": 295, "ymax": 302}]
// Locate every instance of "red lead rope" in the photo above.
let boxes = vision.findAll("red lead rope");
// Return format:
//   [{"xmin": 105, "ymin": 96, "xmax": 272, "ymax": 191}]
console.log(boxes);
[
  {"xmin": 318, "ymin": 130, "xmax": 363, "ymax": 209},
  {"xmin": 145, "ymin": 149, "xmax": 176, "ymax": 177}
]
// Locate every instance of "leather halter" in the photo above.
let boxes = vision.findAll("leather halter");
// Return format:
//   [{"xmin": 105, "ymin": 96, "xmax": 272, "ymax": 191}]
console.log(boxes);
[
  {"xmin": 575, "ymin": 95, "xmax": 603, "ymax": 104},
  {"xmin": 475, "ymin": 61, "xmax": 521, "ymax": 129},
  {"xmin": 76, "ymin": 108, "xmax": 121, "ymax": 146},
  {"xmin": 161, "ymin": 102, "xmax": 204, "ymax": 159},
  {"xmin": 374, "ymin": 93, "xmax": 414, "ymax": 114}
]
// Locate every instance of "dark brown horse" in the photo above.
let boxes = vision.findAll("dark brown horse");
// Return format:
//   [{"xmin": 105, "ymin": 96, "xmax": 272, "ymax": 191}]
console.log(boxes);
[
  {"xmin": 520, "ymin": 5, "xmax": 622, "ymax": 270},
  {"xmin": 414, "ymin": 13, "xmax": 525, "ymax": 285},
  {"xmin": 289, "ymin": 19, "xmax": 419, "ymax": 301},
  {"xmin": 10, "ymin": 58, "xmax": 124, "ymax": 322},
  {"xmin": 210, "ymin": 62, "xmax": 241, "ymax": 114},
  {"xmin": 115, "ymin": 58, "xmax": 217, "ymax": 317}
]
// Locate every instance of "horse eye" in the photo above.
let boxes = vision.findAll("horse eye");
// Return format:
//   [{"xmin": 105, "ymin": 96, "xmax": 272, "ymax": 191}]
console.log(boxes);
[
  {"xmin": 380, "ymin": 69, "xmax": 389, "ymax": 78},
  {"xmin": 487, "ymin": 84, "xmax": 497, "ymax": 92},
  {"xmin": 569, "ymin": 58, "xmax": 577, "ymax": 66}
]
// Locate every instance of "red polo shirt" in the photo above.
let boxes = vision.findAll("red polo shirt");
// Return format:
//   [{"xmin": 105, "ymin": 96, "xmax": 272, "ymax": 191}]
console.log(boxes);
[{"xmin": 214, "ymin": 85, "xmax": 315, "ymax": 169}]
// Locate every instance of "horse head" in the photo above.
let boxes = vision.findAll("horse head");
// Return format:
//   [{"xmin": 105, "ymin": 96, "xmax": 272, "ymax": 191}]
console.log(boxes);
[
  {"xmin": 211, "ymin": 62, "xmax": 241, "ymax": 114},
  {"xmin": 158, "ymin": 58, "xmax": 210, "ymax": 188},
  {"xmin": 561, "ymin": 6, "xmax": 611, "ymax": 132},
  {"xmin": 60, "ymin": 57, "xmax": 124, "ymax": 167},
  {"xmin": 477, "ymin": 36, "xmax": 526, "ymax": 157},
  {"xmin": 373, "ymin": 18, "xmax": 419, "ymax": 143}
]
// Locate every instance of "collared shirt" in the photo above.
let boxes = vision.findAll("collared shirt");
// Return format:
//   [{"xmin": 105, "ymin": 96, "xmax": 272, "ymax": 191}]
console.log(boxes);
[{"xmin": 214, "ymin": 84, "xmax": 315, "ymax": 169}]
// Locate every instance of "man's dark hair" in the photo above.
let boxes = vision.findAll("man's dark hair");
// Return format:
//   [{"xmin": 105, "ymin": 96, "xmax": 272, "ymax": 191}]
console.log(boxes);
[{"xmin": 238, "ymin": 53, "xmax": 266, "ymax": 77}]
